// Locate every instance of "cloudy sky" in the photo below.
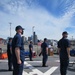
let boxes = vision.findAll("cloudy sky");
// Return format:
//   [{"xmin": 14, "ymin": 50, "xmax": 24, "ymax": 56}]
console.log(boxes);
[{"xmin": 0, "ymin": 0, "xmax": 75, "ymax": 40}]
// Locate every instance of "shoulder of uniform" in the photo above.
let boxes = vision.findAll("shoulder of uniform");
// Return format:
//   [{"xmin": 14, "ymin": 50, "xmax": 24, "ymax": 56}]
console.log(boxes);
[
  {"xmin": 58, "ymin": 39, "xmax": 62, "ymax": 42},
  {"xmin": 64, "ymin": 38, "xmax": 68, "ymax": 41},
  {"xmin": 15, "ymin": 34, "xmax": 21, "ymax": 38}
]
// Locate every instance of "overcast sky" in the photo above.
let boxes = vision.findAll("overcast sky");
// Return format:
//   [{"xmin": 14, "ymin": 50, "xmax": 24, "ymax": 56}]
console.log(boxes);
[{"xmin": 0, "ymin": 0, "xmax": 75, "ymax": 40}]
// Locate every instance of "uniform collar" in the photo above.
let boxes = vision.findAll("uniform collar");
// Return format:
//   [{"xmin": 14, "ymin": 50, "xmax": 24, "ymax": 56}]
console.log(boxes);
[
  {"xmin": 16, "ymin": 33, "xmax": 22, "ymax": 37},
  {"xmin": 62, "ymin": 37, "xmax": 67, "ymax": 39}
]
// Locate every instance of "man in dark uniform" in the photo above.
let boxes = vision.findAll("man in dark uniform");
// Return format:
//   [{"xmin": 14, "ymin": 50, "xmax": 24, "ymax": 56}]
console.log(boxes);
[
  {"xmin": 29, "ymin": 41, "xmax": 33, "ymax": 61},
  {"xmin": 58, "ymin": 31, "xmax": 70, "ymax": 75},
  {"xmin": 12, "ymin": 25, "xmax": 25, "ymax": 75},
  {"xmin": 7, "ymin": 38, "xmax": 13, "ymax": 71},
  {"xmin": 41, "ymin": 38, "xmax": 48, "ymax": 67}
]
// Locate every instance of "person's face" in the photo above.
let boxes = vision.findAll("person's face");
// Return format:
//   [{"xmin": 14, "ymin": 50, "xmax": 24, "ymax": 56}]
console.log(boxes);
[
  {"xmin": 63, "ymin": 34, "xmax": 68, "ymax": 38},
  {"xmin": 30, "ymin": 42, "xmax": 33, "ymax": 44},
  {"xmin": 10, "ymin": 39, "xmax": 12, "ymax": 42},
  {"xmin": 17, "ymin": 29, "xmax": 22, "ymax": 34},
  {"xmin": 45, "ymin": 39, "xmax": 48, "ymax": 43}
]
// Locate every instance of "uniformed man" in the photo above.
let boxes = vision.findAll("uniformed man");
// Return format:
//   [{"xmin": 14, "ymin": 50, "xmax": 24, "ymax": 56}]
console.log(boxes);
[
  {"xmin": 29, "ymin": 41, "xmax": 33, "ymax": 61},
  {"xmin": 12, "ymin": 25, "xmax": 25, "ymax": 75},
  {"xmin": 7, "ymin": 38, "xmax": 13, "ymax": 71},
  {"xmin": 58, "ymin": 31, "xmax": 70, "ymax": 75},
  {"xmin": 41, "ymin": 38, "xmax": 48, "ymax": 67}
]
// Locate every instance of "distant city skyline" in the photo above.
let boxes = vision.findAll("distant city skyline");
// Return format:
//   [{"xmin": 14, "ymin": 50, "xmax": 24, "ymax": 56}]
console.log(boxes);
[{"xmin": 0, "ymin": 0, "xmax": 75, "ymax": 40}]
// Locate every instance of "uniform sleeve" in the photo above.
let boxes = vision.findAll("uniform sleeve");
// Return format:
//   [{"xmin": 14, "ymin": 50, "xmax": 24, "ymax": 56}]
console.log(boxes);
[
  {"xmin": 45, "ymin": 43, "xmax": 48, "ymax": 48},
  {"xmin": 66, "ymin": 39, "xmax": 70, "ymax": 47},
  {"xmin": 57, "ymin": 41, "xmax": 60, "ymax": 48},
  {"xmin": 29, "ymin": 44, "xmax": 32, "ymax": 48},
  {"xmin": 10, "ymin": 43, "xmax": 12, "ymax": 48},
  {"xmin": 15, "ymin": 36, "xmax": 21, "ymax": 48}
]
